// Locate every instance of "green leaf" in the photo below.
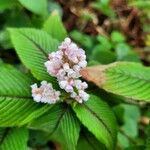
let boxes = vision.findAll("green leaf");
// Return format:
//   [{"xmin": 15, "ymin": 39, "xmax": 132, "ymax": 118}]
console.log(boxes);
[
  {"xmin": 81, "ymin": 62, "xmax": 150, "ymax": 101},
  {"xmin": 77, "ymin": 129, "xmax": 106, "ymax": 150},
  {"xmin": 29, "ymin": 104, "xmax": 80, "ymax": 150},
  {"xmin": 91, "ymin": 45, "xmax": 116, "ymax": 64},
  {"xmin": 70, "ymin": 30, "xmax": 93, "ymax": 50},
  {"xmin": 18, "ymin": 0, "xmax": 48, "ymax": 16},
  {"xmin": 43, "ymin": 11, "xmax": 67, "ymax": 41},
  {"xmin": 146, "ymin": 124, "xmax": 150, "ymax": 150},
  {"xmin": 91, "ymin": 0, "xmax": 115, "ymax": 17},
  {"xmin": 97, "ymin": 35, "xmax": 112, "ymax": 51},
  {"xmin": 8, "ymin": 28, "xmax": 59, "ymax": 82},
  {"xmin": 111, "ymin": 31, "xmax": 126, "ymax": 43},
  {"xmin": 0, "ymin": 128, "xmax": 6, "ymax": 142},
  {"xmin": 0, "ymin": 0, "xmax": 17, "ymax": 10},
  {"xmin": 73, "ymin": 95, "xmax": 117, "ymax": 150},
  {"xmin": 28, "ymin": 130, "xmax": 49, "ymax": 147},
  {"xmin": 114, "ymin": 104, "xmax": 141, "ymax": 148},
  {"xmin": 125, "ymin": 146, "xmax": 145, "ymax": 150},
  {"xmin": 48, "ymin": 1, "xmax": 63, "ymax": 16},
  {"xmin": 121, "ymin": 104, "xmax": 140, "ymax": 138},
  {"xmin": 0, "ymin": 65, "xmax": 52, "ymax": 126},
  {"xmin": 0, "ymin": 128, "xmax": 28, "ymax": 150},
  {"xmin": 115, "ymin": 43, "xmax": 140, "ymax": 62}
]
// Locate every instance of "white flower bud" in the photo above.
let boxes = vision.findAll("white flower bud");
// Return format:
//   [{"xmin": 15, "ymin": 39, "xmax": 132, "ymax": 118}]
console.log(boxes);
[
  {"xmin": 31, "ymin": 81, "xmax": 60, "ymax": 104},
  {"xmin": 59, "ymin": 80, "xmax": 68, "ymax": 89},
  {"xmin": 65, "ymin": 85, "xmax": 73, "ymax": 93},
  {"xmin": 63, "ymin": 63, "xmax": 70, "ymax": 71},
  {"xmin": 78, "ymin": 60, "xmax": 87, "ymax": 68}
]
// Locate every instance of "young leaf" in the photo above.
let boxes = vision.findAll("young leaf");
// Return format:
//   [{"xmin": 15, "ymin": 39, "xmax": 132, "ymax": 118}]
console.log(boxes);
[
  {"xmin": 43, "ymin": 11, "xmax": 67, "ymax": 41},
  {"xmin": 81, "ymin": 62, "xmax": 150, "ymax": 101},
  {"xmin": 0, "ymin": 128, "xmax": 28, "ymax": 150},
  {"xmin": 73, "ymin": 95, "xmax": 117, "ymax": 150},
  {"xmin": 8, "ymin": 28, "xmax": 59, "ymax": 82},
  {"xmin": 18, "ymin": 0, "xmax": 48, "ymax": 16},
  {"xmin": 29, "ymin": 104, "xmax": 80, "ymax": 150},
  {"xmin": 0, "ymin": 65, "xmax": 52, "ymax": 126}
]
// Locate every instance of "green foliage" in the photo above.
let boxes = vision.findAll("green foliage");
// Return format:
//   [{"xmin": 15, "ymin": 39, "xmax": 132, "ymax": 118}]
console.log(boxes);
[
  {"xmin": 29, "ymin": 104, "xmax": 80, "ymax": 150},
  {"xmin": 115, "ymin": 43, "xmax": 139, "ymax": 62},
  {"xmin": 0, "ymin": 0, "xmax": 17, "ymax": 10},
  {"xmin": 90, "ymin": 31, "xmax": 140, "ymax": 65},
  {"xmin": 73, "ymin": 95, "xmax": 117, "ymax": 150},
  {"xmin": 48, "ymin": 1, "xmax": 63, "ymax": 16},
  {"xmin": 0, "ymin": 1, "xmax": 149, "ymax": 149},
  {"xmin": 91, "ymin": 0, "xmax": 115, "ymax": 17},
  {"xmin": 70, "ymin": 30, "xmax": 94, "ymax": 50},
  {"xmin": 77, "ymin": 129, "xmax": 106, "ymax": 150},
  {"xmin": 146, "ymin": 125, "xmax": 150, "ymax": 150},
  {"xmin": 103, "ymin": 62, "xmax": 150, "ymax": 101},
  {"xmin": 114, "ymin": 104, "xmax": 141, "ymax": 148},
  {"xmin": 43, "ymin": 11, "xmax": 67, "ymax": 41},
  {"xmin": 0, "ymin": 65, "xmax": 52, "ymax": 126},
  {"xmin": 0, "ymin": 128, "xmax": 28, "ymax": 150},
  {"xmin": 111, "ymin": 31, "xmax": 126, "ymax": 43},
  {"xmin": 91, "ymin": 45, "xmax": 116, "ymax": 64},
  {"xmin": 8, "ymin": 28, "xmax": 59, "ymax": 82},
  {"xmin": 18, "ymin": 0, "xmax": 48, "ymax": 16}
]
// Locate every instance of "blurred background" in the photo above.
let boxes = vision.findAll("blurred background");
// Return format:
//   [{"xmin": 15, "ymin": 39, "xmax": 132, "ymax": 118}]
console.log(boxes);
[
  {"xmin": 0, "ymin": 0, "xmax": 150, "ymax": 149},
  {"xmin": 0, "ymin": 0, "xmax": 150, "ymax": 66}
]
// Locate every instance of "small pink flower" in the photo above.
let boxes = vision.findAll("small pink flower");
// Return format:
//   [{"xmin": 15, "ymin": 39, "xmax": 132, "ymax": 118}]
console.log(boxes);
[
  {"xmin": 31, "ymin": 81, "xmax": 60, "ymax": 104},
  {"xmin": 44, "ymin": 37, "xmax": 89, "ymax": 103}
]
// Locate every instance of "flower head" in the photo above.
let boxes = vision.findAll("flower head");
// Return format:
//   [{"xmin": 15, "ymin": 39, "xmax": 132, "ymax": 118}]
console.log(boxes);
[
  {"xmin": 45, "ymin": 37, "xmax": 89, "ymax": 103},
  {"xmin": 31, "ymin": 81, "xmax": 60, "ymax": 104}
]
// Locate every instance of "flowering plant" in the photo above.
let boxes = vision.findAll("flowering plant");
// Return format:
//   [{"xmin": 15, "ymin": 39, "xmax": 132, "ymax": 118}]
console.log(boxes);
[{"xmin": 0, "ymin": 12, "xmax": 149, "ymax": 150}]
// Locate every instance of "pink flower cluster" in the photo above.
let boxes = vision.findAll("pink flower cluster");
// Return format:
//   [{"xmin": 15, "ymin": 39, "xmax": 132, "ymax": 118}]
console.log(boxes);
[
  {"xmin": 31, "ymin": 81, "xmax": 60, "ymax": 104},
  {"xmin": 45, "ymin": 37, "xmax": 89, "ymax": 103}
]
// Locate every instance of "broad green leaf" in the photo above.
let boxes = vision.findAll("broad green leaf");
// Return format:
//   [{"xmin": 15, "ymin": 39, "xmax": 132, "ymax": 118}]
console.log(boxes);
[
  {"xmin": 29, "ymin": 104, "xmax": 80, "ymax": 150},
  {"xmin": 18, "ymin": 0, "xmax": 48, "ymax": 16},
  {"xmin": 0, "ymin": 0, "xmax": 17, "ymax": 10},
  {"xmin": 0, "ymin": 128, "xmax": 28, "ymax": 150},
  {"xmin": 43, "ymin": 11, "xmax": 67, "ymax": 41},
  {"xmin": 8, "ymin": 28, "xmax": 59, "ymax": 82},
  {"xmin": 0, "ymin": 65, "xmax": 52, "ymax": 126},
  {"xmin": 73, "ymin": 95, "xmax": 117, "ymax": 150},
  {"xmin": 77, "ymin": 129, "xmax": 106, "ymax": 150},
  {"xmin": 81, "ymin": 62, "xmax": 150, "ymax": 101}
]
